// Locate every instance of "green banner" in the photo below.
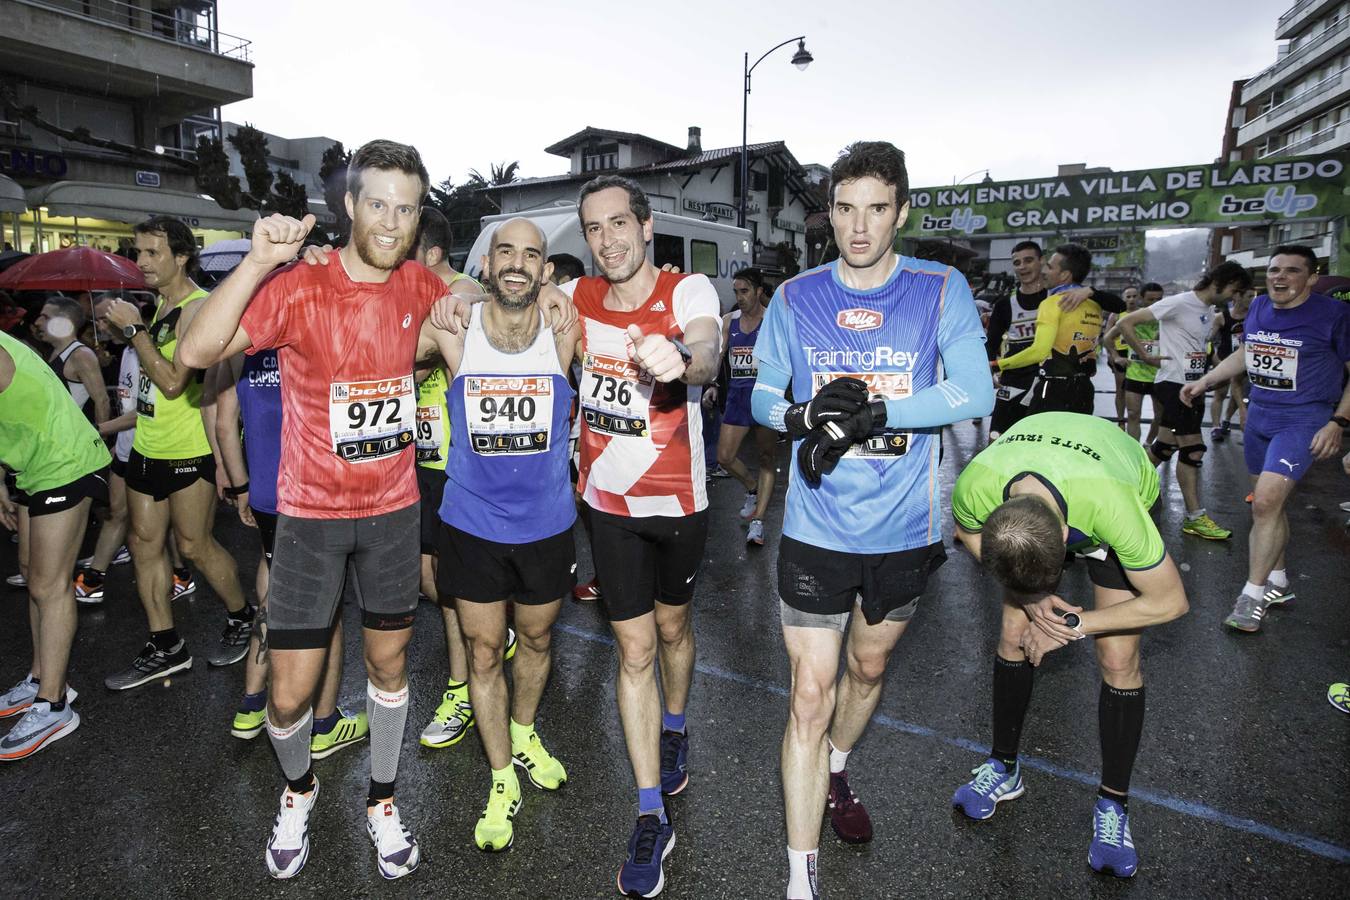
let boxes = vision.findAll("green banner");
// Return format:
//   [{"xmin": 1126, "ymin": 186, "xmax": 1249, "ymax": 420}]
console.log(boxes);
[{"xmin": 901, "ymin": 152, "xmax": 1349, "ymax": 237}]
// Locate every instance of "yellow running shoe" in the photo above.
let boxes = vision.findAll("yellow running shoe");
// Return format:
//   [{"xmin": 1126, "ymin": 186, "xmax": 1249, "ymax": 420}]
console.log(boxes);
[
  {"xmin": 1329, "ymin": 683, "xmax": 1350, "ymax": 715},
  {"xmin": 419, "ymin": 682, "xmax": 474, "ymax": 748},
  {"xmin": 1181, "ymin": 513, "xmax": 1231, "ymax": 541},
  {"xmin": 512, "ymin": 730, "xmax": 567, "ymax": 791},
  {"xmin": 309, "ymin": 709, "xmax": 368, "ymax": 760},
  {"xmin": 231, "ymin": 707, "xmax": 266, "ymax": 740},
  {"xmin": 474, "ymin": 777, "xmax": 522, "ymax": 852}
]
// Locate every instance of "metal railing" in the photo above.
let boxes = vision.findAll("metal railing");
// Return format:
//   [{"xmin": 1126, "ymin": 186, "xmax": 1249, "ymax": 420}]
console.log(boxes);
[
  {"xmin": 1246, "ymin": 16, "xmax": 1349, "ymax": 94},
  {"xmin": 1279, "ymin": 0, "xmax": 1319, "ymax": 30},
  {"xmin": 20, "ymin": 0, "xmax": 251, "ymax": 61},
  {"xmin": 1258, "ymin": 120, "xmax": 1346, "ymax": 157},
  {"xmin": 1243, "ymin": 67, "xmax": 1348, "ymax": 130}
]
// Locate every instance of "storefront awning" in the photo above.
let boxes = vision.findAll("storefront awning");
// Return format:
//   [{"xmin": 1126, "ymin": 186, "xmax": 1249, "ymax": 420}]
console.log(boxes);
[
  {"xmin": 0, "ymin": 174, "xmax": 26, "ymax": 214},
  {"xmin": 26, "ymin": 181, "xmax": 260, "ymax": 231}
]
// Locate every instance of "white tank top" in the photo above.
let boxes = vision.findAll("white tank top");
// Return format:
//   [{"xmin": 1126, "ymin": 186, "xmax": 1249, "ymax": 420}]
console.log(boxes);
[
  {"xmin": 54, "ymin": 341, "xmax": 92, "ymax": 410},
  {"xmin": 459, "ymin": 304, "xmax": 562, "ymax": 378}
]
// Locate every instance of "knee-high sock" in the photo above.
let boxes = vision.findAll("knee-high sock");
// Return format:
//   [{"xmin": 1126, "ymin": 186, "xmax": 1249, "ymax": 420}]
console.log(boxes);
[
  {"xmin": 267, "ymin": 709, "xmax": 314, "ymax": 791},
  {"xmin": 1099, "ymin": 682, "xmax": 1145, "ymax": 797},
  {"xmin": 991, "ymin": 656, "xmax": 1035, "ymax": 765},
  {"xmin": 367, "ymin": 680, "xmax": 409, "ymax": 801}
]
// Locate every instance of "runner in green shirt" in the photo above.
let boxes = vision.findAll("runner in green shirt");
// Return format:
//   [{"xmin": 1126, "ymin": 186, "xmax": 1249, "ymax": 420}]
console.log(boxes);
[
  {"xmin": 0, "ymin": 330, "xmax": 110, "ymax": 760},
  {"xmin": 947, "ymin": 411, "xmax": 1188, "ymax": 879}
]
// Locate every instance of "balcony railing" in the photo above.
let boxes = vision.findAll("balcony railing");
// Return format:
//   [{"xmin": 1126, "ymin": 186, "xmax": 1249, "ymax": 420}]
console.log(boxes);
[
  {"xmin": 1279, "ymin": 0, "xmax": 1318, "ymax": 30},
  {"xmin": 1245, "ymin": 16, "xmax": 1349, "ymax": 97},
  {"xmin": 20, "ymin": 0, "xmax": 251, "ymax": 61},
  {"xmin": 1258, "ymin": 120, "xmax": 1348, "ymax": 157},
  {"xmin": 1243, "ymin": 68, "xmax": 1347, "ymax": 131}
]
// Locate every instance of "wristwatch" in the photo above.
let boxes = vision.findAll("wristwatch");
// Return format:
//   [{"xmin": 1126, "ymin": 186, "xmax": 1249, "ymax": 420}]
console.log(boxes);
[
  {"xmin": 122, "ymin": 322, "xmax": 146, "ymax": 340},
  {"xmin": 669, "ymin": 338, "xmax": 693, "ymax": 366},
  {"xmin": 1062, "ymin": 612, "xmax": 1085, "ymax": 636},
  {"xmin": 1332, "ymin": 415, "xmax": 1350, "ymax": 429}
]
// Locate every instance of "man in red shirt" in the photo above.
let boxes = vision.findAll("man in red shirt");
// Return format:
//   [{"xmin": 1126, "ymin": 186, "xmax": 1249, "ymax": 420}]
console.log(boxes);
[{"xmin": 180, "ymin": 141, "xmax": 443, "ymax": 881}]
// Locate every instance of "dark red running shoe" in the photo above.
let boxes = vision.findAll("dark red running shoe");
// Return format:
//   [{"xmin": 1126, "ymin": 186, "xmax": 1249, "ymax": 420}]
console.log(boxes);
[
  {"xmin": 572, "ymin": 579, "xmax": 601, "ymax": 602},
  {"xmin": 827, "ymin": 770, "xmax": 873, "ymax": 844}
]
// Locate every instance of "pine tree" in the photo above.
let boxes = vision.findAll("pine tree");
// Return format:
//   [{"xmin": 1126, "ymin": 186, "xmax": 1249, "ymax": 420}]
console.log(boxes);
[
  {"xmin": 228, "ymin": 124, "xmax": 274, "ymax": 211},
  {"xmin": 194, "ymin": 136, "xmax": 242, "ymax": 210}
]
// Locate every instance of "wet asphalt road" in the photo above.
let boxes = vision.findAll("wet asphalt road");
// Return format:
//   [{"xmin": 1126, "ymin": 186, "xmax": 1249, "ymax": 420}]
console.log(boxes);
[{"xmin": 2, "ymin": 379, "xmax": 1348, "ymax": 899}]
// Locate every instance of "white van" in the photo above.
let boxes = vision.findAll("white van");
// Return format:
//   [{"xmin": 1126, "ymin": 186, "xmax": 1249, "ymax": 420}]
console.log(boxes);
[{"xmin": 463, "ymin": 205, "xmax": 753, "ymax": 313}]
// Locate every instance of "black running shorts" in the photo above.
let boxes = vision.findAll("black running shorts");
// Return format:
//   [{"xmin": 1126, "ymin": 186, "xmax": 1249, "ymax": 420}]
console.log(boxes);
[
  {"xmin": 1124, "ymin": 378, "xmax": 1154, "ymax": 396},
  {"xmin": 26, "ymin": 467, "xmax": 110, "ymax": 517},
  {"xmin": 1154, "ymin": 380, "xmax": 1203, "ymax": 436},
  {"xmin": 990, "ymin": 369, "xmax": 1035, "ymax": 435},
  {"xmin": 266, "ymin": 503, "xmax": 421, "ymax": 650},
  {"xmin": 778, "ymin": 536, "xmax": 946, "ymax": 627},
  {"xmin": 124, "ymin": 449, "xmax": 214, "ymax": 502},
  {"xmin": 584, "ymin": 506, "xmax": 709, "ymax": 621},
  {"xmin": 437, "ymin": 521, "xmax": 576, "ymax": 605},
  {"xmin": 253, "ymin": 509, "xmax": 278, "ymax": 562},
  {"xmin": 416, "ymin": 466, "xmax": 447, "ymax": 555},
  {"xmin": 1029, "ymin": 374, "xmax": 1095, "ymax": 416}
]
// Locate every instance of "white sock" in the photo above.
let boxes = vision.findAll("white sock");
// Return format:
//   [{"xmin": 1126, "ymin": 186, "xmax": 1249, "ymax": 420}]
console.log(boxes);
[
  {"xmin": 786, "ymin": 846, "xmax": 818, "ymax": 900},
  {"xmin": 1268, "ymin": 568, "xmax": 1289, "ymax": 588},
  {"xmin": 1186, "ymin": 507, "xmax": 1206, "ymax": 520},
  {"xmin": 828, "ymin": 740, "xmax": 850, "ymax": 775},
  {"xmin": 1243, "ymin": 581, "xmax": 1265, "ymax": 600}
]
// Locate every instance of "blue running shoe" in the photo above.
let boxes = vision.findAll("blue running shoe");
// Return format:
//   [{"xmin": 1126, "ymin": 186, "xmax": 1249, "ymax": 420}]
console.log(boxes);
[
  {"xmin": 660, "ymin": 729, "xmax": 688, "ymax": 796},
  {"xmin": 1088, "ymin": 796, "xmax": 1137, "ymax": 877},
  {"xmin": 952, "ymin": 758, "xmax": 1024, "ymax": 820},
  {"xmin": 616, "ymin": 813, "xmax": 675, "ymax": 898}
]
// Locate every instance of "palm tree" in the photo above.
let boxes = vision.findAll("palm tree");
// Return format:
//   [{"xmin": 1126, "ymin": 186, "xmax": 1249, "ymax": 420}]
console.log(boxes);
[{"xmin": 468, "ymin": 161, "xmax": 520, "ymax": 186}]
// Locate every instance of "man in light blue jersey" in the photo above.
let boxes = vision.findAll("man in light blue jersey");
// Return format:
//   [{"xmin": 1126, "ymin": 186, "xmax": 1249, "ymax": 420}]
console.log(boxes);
[{"xmin": 752, "ymin": 141, "xmax": 994, "ymax": 900}]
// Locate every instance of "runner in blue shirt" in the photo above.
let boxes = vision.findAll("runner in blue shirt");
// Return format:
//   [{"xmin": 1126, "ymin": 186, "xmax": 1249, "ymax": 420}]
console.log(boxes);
[
  {"xmin": 1182, "ymin": 245, "xmax": 1350, "ymax": 632},
  {"xmin": 751, "ymin": 141, "xmax": 994, "ymax": 900}
]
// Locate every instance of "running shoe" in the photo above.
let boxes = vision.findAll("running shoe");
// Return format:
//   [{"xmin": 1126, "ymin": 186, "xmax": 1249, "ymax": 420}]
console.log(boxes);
[
  {"xmin": 474, "ymin": 778, "xmax": 522, "ymax": 852},
  {"xmin": 616, "ymin": 812, "xmax": 675, "ymax": 899},
  {"xmin": 1245, "ymin": 492, "xmax": 1254, "ymax": 504},
  {"xmin": 309, "ymin": 709, "xmax": 368, "ymax": 759},
  {"xmin": 0, "ymin": 701, "xmax": 80, "ymax": 761},
  {"xmin": 572, "ymin": 579, "xmax": 602, "ymax": 602},
  {"xmin": 207, "ymin": 616, "xmax": 253, "ymax": 667},
  {"xmin": 104, "ymin": 641, "xmax": 192, "ymax": 691},
  {"xmin": 505, "ymin": 626, "xmax": 518, "ymax": 662},
  {"xmin": 746, "ymin": 519, "xmax": 765, "ymax": 546},
  {"xmin": 0, "ymin": 675, "xmax": 77, "ymax": 718},
  {"xmin": 6, "ymin": 573, "xmax": 26, "ymax": 588},
  {"xmin": 1224, "ymin": 584, "xmax": 1291, "ymax": 633},
  {"xmin": 172, "ymin": 572, "xmax": 196, "ymax": 600},
  {"xmin": 660, "ymin": 728, "xmax": 689, "ymax": 795},
  {"xmin": 1088, "ymin": 796, "xmax": 1138, "ymax": 877},
  {"xmin": 1181, "ymin": 513, "xmax": 1231, "ymax": 540},
  {"xmin": 232, "ymin": 706, "xmax": 266, "ymax": 740},
  {"xmin": 739, "ymin": 491, "xmax": 758, "ymax": 519},
  {"xmin": 952, "ymin": 758, "xmax": 1025, "ymax": 820},
  {"xmin": 367, "ymin": 800, "xmax": 420, "ymax": 879},
  {"xmin": 77, "ymin": 546, "xmax": 130, "ymax": 568},
  {"xmin": 512, "ymin": 730, "xmax": 567, "ymax": 790},
  {"xmin": 1210, "ymin": 426, "xmax": 1225, "ymax": 443},
  {"xmin": 419, "ymin": 682, "xmax": 474, "ymax": 748},
  {"xmin": 827, "ymin": 770, "xmax": 872, "ymax": 844},
  {"xmin": 1264, "ymin": 581, "xmax": 1296, "ymax": 606},
  {"xmin": 73, "ymin": 569, "xmax": 104, "ymax": 605},
  {"xmin": 266, "ymin": 778, "xmax": 319, "ymax": 879},
  {"xmin": 1328, "ymin": 683, "xmax": 1350, "ymax": 714},
  {"xmin": 709, "ymin": 465, "xmax": 732, "ymax": 479}
]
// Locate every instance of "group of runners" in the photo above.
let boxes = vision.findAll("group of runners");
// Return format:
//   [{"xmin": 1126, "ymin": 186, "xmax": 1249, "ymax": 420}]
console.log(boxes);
[{"xmin": 1, "ymin": 135, "xmax": 1347, "ymax": 899}]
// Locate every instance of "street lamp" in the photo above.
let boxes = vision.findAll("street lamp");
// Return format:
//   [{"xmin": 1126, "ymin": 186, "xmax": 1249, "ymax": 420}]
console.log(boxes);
[{"xmin": 740, "ymin": 36, "xmax": 814, "ymax": 231}]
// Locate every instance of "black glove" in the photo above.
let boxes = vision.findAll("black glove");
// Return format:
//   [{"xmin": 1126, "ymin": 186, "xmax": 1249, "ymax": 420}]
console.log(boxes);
[
  {"xmin": 783, "ymin": 377, "xmax": 869, "ymax": 437},
  {"xmin": 839, "ymin": 398, "xmax": 888, "ymax": 442},
  {"xmin": 796, "ymin": 420, "xmax": 855, "ymax": 485}
]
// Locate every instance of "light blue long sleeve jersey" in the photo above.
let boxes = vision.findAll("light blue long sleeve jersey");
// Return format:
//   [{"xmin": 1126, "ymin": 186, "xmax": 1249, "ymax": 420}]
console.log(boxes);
[{"xmin": 752, "ymin": 256, "xmax": 994, "ymax": 554}]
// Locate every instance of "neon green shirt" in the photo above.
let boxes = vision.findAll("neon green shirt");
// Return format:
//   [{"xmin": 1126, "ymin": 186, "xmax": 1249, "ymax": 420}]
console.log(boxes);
[
  {"xmin": 132, "ymin": 289, "xmax": 212, "ymax": 460},
  {"xmin": 0, "ymin": 331, "xmax": 111, "ymax": 492},
  {"xmin": 416, "ymin": 366, "xmax": 450, "ymax": 472},
  {"xmin": 952, "ymin": 412, "xmax": 1164, "ymax": 571},
  {"xmin": 1124, "ymin": 320, "xmax": 1160, "ymax": 383}
]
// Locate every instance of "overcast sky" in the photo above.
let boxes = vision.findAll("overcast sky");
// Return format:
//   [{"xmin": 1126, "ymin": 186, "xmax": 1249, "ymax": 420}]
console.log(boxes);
[{"xmin": 219, "ymin": 0, "xmax": 1282, "ymax": 190}]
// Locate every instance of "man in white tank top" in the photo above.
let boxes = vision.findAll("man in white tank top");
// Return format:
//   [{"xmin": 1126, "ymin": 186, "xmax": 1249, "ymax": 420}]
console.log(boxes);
[{"xmin": 35, "ymin": 296, "xmax": 109, "ymax": 425}]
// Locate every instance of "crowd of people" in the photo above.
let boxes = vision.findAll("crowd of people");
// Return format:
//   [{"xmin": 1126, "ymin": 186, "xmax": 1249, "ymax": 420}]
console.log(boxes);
[{"xmin": 1, "ymin": 137, "xmax": 1347, "ymax": 899}]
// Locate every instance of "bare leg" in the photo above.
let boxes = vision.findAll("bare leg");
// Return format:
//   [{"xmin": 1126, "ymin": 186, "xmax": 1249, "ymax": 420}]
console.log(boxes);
[
  {"xmin": 86, "ymin": 472, "xmax": 128, "ymax": 572},
  {"xmin": 459, "ymin": 599, "xmax": 511, "ymax": 769},
  {"xmin": 167, "ymin": 479, "xmax": 244, "ymax": 614},
  {"xmin": 781, "ymin": 624, "xmax": 843, "ymax": 850},
  {"xmin": 611, "ymin": 613, "xmax": 662, "ymax": 789},
  {"xmin": 510, "ymin": 600, "xmax": 562, "ymax": 728},
  {"xmin": 27, "ymin": 500, "xmax": 91, "ymax": 701},
  {"xmin": 126, "ymin": 488, "xmax": 174, "ymax": 632},
  {"xmin": 717, "ymin": 423, "xmax": 754, "ymax": 492},
  {"xmin": 1247, "ymin": 471, "xmax": 1297, "ymax": 586},
  {"xmin": 654, "ymin": 601, "xmax": 695, "ymax": 718},
  {"xmin": 752, "ymin": 426, "xmax": 777, "ymax": 520},
  {"xmin": 827, "ymin": 607, "xmax": 909, "ymax": 753}
]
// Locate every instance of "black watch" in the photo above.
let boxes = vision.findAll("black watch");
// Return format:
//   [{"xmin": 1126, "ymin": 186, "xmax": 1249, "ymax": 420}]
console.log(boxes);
[
  {"xmin": 669, "ymin": 338, "xmax": 693, "ymax": 366},
  {"xmin": 1332, "ymin": 415, "xmax": 1350, "ymax": 429},
  {"xmin": 1062, "ymin": 612, "xmax": 1082, "ymax": 631},
  {"xmin": 122, "ymin": 322, "xmax": 146, "ymax": 340}
]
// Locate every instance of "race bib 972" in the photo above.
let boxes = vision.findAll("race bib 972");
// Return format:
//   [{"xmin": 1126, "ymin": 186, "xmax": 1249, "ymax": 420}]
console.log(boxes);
[{"xmin": 329, "ymin": 376, "xmax": 415, "ymax": 463}]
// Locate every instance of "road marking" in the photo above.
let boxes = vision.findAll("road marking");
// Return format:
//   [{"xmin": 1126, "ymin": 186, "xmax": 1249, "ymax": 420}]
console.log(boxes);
[{"xmin": 555, "ymin": 622, "xmax": 1350, "ymax": 865}]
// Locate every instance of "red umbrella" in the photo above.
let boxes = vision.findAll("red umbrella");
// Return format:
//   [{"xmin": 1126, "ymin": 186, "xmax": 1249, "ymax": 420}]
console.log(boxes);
[{"xmin": 0, "ymin": 246, "xmax": 145, "ymax": 292}]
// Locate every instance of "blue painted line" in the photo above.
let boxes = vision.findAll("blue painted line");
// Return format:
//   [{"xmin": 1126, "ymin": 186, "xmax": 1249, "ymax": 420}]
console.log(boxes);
[{"xmin": 554, "ymin": 622, "xmax": 1350, "ymax": 865}]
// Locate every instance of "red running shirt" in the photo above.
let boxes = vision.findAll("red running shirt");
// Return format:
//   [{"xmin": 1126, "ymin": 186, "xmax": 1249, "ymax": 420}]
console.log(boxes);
[
  {"xmin": 240, "ymin": 255, "xmax": 446, "ymax": 519},
  {"xmin": 563, "ymin": 270, "xmax": 720, "ymax": 517}
]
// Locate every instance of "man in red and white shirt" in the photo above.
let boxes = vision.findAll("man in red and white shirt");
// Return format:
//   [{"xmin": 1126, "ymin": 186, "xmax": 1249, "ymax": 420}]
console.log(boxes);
[{"xmin": 557, "ymin": 176, "xmax": 721, "ymax": 896}]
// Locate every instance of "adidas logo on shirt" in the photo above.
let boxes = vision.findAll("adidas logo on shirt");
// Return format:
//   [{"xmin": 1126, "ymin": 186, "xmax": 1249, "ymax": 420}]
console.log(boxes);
[{"xmin": 650, "ymin": 300, "xmax": 667, "ymax": 312}]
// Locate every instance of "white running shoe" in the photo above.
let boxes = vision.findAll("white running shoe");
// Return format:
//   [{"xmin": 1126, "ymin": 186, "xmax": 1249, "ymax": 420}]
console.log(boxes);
[
  {"xmin": 739, "ymin": 491, "xmax": 758, "ymax": 519},
  {"xmin": 266, "ymin": 777, "xmax": 319, "ymax": 879},
  {"xmin": 0, "ymin": 700, "xmax": 79, "ymax": 761},
  {"xmin": 367, "ymin": 800, "xmax": 420, "ymax": 879},
  {"xmin": 0, "ymin": 675, "xmax": 77, "ymax": 719},
  {"xmin": 746, "ymin": 518, "xmax": 765, "ymax": 546},
  {"xmin": 6, "ymin": 573, "xmax": 26, "ymax": 588}
]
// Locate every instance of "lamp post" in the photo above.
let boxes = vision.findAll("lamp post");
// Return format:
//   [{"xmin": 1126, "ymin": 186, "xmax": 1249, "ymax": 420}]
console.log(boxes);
[{"xmin": 740, "ymin": 36, "xmax": 813, "ymax": 231}]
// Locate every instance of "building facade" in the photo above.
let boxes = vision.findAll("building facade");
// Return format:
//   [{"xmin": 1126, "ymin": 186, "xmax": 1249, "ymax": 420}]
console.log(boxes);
[
  {"xmin": 0, "ymin": 0, "xmax": 256, "ymax": 253},
  {"xmin": 1218, "ymin": 0, "xmax": 1350, "ymax": 270},
  {"xmin": 222, "ymin": 122, "xmax": 338, "ymax": 228},
  {"xmin": 484, "ymin": 126, "xmax": 823, "ymax": 277}
]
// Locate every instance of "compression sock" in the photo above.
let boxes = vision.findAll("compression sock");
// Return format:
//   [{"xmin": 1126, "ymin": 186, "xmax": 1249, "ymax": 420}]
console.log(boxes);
[
  {"xmin": 267, "ymin": 709, "xmax": 314, "ymax": 793},
  {"xmin": 1098, "ymin": 682, "xmax": 1145, "ymax": 799},
  {"xmin": 991, "ymin": 656, "xmax": 1035, "ymax": 767},
  {"xmin": 366, "ymin": 681, "xmax": 409, "ymax": 805}
]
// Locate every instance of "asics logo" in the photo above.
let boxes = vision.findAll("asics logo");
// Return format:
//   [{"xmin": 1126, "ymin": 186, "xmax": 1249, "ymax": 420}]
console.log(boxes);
[
  {"xmin": 837, "ymin": 308, "xmax": 882, "ymax": 331},
  {"xmin": 42, "ymin": 495, "xmax": 67, "ymax": 505},
  {"xmin": 401, "ymin": 313, "xmax": 412, "ymax": 329}
]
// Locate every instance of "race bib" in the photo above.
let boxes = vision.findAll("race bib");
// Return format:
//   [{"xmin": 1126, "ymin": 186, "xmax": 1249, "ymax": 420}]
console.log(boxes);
[
  {"xmin": 1131, "ymin": 340, "xmax": 1157, "ymax": 361},
  {"xmin": 812, "ymin": 371, "xmax": 913, "ymax": 458},
  {"xmin": 1008, "ymin": 319, "xmax": 1036, "ymax": 342},
  {"xmin": 729, "ymin": 346, "xmax": 756, "ymax": 381},
  {"xmin": 580, "ymin": 352, "xmax": 651, "ymax": 437},
  {"xmin": 1245, "ymin": 342, "xmax": 1298, "ymax": 391},
  {"xmin": 1184, "ymin": 351, "xmax": 1208, "ymax": 382},
  {"xmin": 465, "ymin": 376, "xmax": 553, "ymax": 455},
  {"xmin": 415, "ymin": 404, "xmax": 445, "ymax": 464},
  {"xmin": 136, "ymin": 368, "xmax": 156, "ymax": 417},
  {"xmin": 329, "ymin": 376, "xmax": 415, "ymax": 463}
]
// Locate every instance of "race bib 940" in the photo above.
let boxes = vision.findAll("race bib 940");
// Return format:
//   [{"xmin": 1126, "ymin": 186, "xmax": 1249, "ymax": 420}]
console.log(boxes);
[
  {"xmin": 465, "ymin": 376, "xmax": 553, "ymax": 455},
  {"xmin": 812, "ymin": 371, "xmax": 913, "ymax": 458},
  {"xmin": 329, "ymin": 376, "xmax": 415, "ymax": 463}
]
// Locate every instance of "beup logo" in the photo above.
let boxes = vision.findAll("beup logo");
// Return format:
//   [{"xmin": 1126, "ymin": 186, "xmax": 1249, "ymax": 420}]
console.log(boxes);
[
  {"xmin": 1219, "ymin": 186, "xmax": 1318, "ymax": 218},
  {"xmin": 837, "ymin": 308, "xmax": 883, "ymax": 331},
  {"xmin": 919, "ymin": 207, "xmax": 988, "ymax": 234}
]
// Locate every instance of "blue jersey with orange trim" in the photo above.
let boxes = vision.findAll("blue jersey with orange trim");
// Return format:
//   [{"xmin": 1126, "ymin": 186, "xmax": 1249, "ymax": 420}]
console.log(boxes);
[{"xmin": 755, "ymin": 256, "xmax": 983, "ymax": 554}]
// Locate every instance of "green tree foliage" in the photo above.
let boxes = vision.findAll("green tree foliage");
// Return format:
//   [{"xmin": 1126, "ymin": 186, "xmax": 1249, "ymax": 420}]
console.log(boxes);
[
  {"xmin": 319, "ymin": 141, "xmax": 353, "ymax": 241},
  {"xmin": 269, "ymin": 170, "xmax": 310, "ymax": 219},
  {"xmin": 194, "ymin": 136, "xmax": 242, "ymax": 210},
  {"xmin": 228, "ymin": 124, "xmax": 274, "ymax": 211}
]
